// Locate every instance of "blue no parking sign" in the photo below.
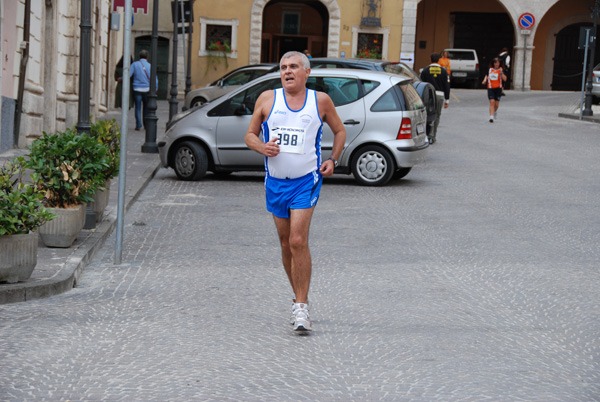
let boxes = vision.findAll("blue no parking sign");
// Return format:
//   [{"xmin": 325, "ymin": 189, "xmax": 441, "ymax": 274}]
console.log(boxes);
[{"xmin": 519, "ymin": 13, "xmax": 535, "ymax": 30}]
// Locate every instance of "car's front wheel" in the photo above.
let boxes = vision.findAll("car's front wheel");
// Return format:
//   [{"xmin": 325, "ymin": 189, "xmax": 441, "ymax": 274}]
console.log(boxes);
[
  {"xmin": 173, "ymin": 141, "xmax": 208, "ymax": 181},
  {"xmin": 351, "ymin": 145, "xmax": 395, "ymax": 186},
  {"xmin": 191, "ymin": 97, "xmax": 207, "ymax": 108}
]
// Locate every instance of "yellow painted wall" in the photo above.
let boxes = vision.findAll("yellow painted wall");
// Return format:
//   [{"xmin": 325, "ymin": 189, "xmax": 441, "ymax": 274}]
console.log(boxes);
[{"xmin": 192, "ymin": 0, "xmax": 406, "ymax": 88}]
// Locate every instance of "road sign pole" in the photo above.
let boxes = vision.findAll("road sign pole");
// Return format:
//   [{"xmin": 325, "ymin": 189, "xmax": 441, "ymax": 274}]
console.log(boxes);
[
  {"xmin": 522, "ymin": 34, "xmax": 527, "ymax": 92},
  {"xmin": 579, "ymin": 29, "xmax": 591, "ymax": 120}
]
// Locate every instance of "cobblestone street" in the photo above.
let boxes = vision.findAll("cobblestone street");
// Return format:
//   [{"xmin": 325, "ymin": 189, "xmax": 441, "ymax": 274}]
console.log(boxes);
[{"xmin": 1, "ymin": 90, "xmax": 599, "ymax": 401}]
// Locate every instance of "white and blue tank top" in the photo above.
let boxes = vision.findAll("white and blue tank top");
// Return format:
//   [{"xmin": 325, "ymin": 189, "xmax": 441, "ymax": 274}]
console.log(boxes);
[{"xmin": 262, "ymin": 88, "xmax": 323, "ymax": 179}]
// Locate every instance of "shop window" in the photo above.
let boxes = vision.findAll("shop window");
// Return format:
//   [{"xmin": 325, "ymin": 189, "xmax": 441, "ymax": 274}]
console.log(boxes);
[{"xmin": 199, "ymin": 18, "xmax": 238, "ymax": 59}]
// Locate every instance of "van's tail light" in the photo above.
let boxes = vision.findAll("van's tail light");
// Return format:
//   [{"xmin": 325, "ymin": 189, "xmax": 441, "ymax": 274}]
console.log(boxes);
[
  {"xmin": 476, "ymin": 63, "xmax": 479, "ymax": 70},
  {"xmin": 397, "ymin": 118, "xmax": 412, "ymax": 139}
]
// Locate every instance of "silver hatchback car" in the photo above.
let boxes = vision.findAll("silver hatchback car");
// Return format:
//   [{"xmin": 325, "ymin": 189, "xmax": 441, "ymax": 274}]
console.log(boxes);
[{"xmin": 159, "ymin": 69, "xmax": 429, "ymax": 186}]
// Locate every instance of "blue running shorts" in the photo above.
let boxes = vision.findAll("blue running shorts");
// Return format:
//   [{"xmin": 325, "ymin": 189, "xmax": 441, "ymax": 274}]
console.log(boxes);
[{"xmin": 265, "ymin": 171, "xmax": 323, "ymax": 218}]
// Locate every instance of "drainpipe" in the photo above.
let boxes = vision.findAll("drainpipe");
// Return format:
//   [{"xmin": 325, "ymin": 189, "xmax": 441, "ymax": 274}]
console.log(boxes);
[{"xmin": 13, "ymin": 0, "xmax": 31, "ymax": 147}]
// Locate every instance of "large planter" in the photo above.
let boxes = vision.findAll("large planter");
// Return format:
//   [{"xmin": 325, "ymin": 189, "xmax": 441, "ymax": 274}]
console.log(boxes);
[
  {"xmin": 38, "ymin": 204, "xmax": 86, "ymax": 248},
  {"xmin": 0, "ymin": 232, "xmax": 38, "ymax": 283},
  {"xmin": 91, "ymin": 179, "xmax": 111, "ymax": 222}
]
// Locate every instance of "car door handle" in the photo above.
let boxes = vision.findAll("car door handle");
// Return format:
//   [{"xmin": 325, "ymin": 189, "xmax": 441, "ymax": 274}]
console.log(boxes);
[{"xmin": 344, "ymin": 119, "xmax": 360, "ymax": 125}]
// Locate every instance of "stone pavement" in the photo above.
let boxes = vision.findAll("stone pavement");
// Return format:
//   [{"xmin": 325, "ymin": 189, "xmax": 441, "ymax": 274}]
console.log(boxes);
[
  {"xmin": 0, "ymin": 101, "xmax": 170, "ymax": 304},
  {"xmin": 0, "ymin": 89, "xmax": 597, "ymax": 401}
]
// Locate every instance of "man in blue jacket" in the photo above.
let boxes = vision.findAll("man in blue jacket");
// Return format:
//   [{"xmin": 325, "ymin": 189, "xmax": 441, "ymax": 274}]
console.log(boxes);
[{"xmin": 125, "ymin": 49, "xmax": 158, "ymax": 131}]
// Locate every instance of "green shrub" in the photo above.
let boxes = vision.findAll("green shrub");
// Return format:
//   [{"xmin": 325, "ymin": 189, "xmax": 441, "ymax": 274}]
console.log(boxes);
[
  {"xmin": 0, "ymin": 157, "xmax": 55, "ymax": 235},
  {"xmin": 26, "ymin": 129, "xmax": 109, "ymax": 208},
  {"xmin": 89, "ymin": 119, "xmax": 120, "ymax": 180}
]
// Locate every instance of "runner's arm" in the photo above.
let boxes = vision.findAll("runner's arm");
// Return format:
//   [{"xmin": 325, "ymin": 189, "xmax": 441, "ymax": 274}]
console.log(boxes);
[{"xmin": 245, "ymin": 91, "xmax": 279, "ymax": 157}]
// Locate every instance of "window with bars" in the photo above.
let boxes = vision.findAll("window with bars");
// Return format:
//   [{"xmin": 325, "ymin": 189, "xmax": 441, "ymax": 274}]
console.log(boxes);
[
  {"xmin": 199, "ymin": 18, "xmax": 238, "ymax": 59},
  {"xmin": 356, "ymin": 33, "xmax": 383, "ymax": 59},
  {"xmin": 206, "ymin": 24, "xmax": 232, "ymax": 52}
]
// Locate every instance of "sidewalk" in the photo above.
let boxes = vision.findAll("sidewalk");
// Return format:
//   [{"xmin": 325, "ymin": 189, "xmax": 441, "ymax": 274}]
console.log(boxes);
[
  {"xmin": 557, "ymin": 98, "xmax": 600, "ymax": 123},
  {"xmin": 0, "ymin": 101, "xmax": 171, "ymax": 304}
]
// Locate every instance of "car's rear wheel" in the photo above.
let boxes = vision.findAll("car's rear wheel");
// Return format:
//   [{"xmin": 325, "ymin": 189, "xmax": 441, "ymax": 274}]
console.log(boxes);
[
  {"xmin": 191, "ymin": 97, "xmax": 207, "ymax": 108},
  {"xmin": 173, "ymin": 141, "xmax": 207, "ymax": 181},
  {"xmin": 351, "ymin": 145, "xmax": 395, "ymax": 186},
  {"xmin": 392, "ymin": 167, "xmax": 412, "ymax": 180}
]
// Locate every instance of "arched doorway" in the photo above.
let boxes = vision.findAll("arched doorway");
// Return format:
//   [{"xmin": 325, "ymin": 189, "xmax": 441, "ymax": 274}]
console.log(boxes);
[
  {"xmin": 248, "ymin": 0, "xmax": 340, "ymax": 64},
  {"xmin": 261, "ymin": 0, "xmax": 329, "ymax": 62},
  {"xmin": 551, "ymin": 23, "xmax": 596, "ymax": 91},
  {"xmin": 414, "ymin": 0, "xmax": 515, "ymax": 85}
]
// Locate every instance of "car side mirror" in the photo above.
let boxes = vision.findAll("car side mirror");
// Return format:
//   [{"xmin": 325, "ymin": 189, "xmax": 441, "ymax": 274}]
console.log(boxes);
[
  {"xmin": 217, "ymin": 79, "xmax": 225, "ymax": 87},
  {"xmin": 234, "ymin": 102, "xmax": 253, "ymax": 116}
]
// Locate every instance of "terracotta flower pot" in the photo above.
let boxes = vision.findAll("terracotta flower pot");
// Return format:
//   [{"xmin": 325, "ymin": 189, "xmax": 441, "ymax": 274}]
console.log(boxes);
[{"xmin": 0, "ymin": 232, "xmax": 38, "ymax": 283}]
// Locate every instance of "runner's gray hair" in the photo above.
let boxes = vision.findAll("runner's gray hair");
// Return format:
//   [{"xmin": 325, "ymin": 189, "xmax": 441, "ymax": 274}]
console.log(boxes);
[{"xmin": 280, "ymin": 51, "xmax": 310, "ymax": 69}]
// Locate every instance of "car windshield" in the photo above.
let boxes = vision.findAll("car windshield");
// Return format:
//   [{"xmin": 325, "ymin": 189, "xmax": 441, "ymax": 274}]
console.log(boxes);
[
  {"xmin": 208, "ymin": 78, "xmax": 283, "ymax": 116},
  {"xmin": 222, "ymin": 70, "xmax": 256, "ymax": 86},
  {"xmin": 383, "ymin": 63, "xmax": 420, "ymax": 81}
]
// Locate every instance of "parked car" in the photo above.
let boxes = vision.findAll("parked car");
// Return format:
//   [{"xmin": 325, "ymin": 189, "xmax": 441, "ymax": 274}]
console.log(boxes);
[
  {"xmin": 159, "ymin": 69, "xmax": 429, "ymax": 186},
  {"xmin": 592, "ymin": 63, "xmax": 600, "ymax": 104},
  {"xmin": 183, "ymin": 63, "xmax": 278, "ymax": 110},
  {"xmin": 444, "ymin": 48, "xmax": 480, "ymax": 88},
  {"xmin": 309, "ymin": 58, "xmax": 438, "ymax": 138}
]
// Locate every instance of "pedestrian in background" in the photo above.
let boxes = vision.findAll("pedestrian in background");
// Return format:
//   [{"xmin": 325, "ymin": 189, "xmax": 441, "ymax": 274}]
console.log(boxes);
[
  {"xmin": 114, "ymin": 56, "xmax": 133, "ymax": 109},
  {"xmin": 120, "ymin": 49, "xmax": 158, "ymax": 131},
  {"xmin": 420, "ymin": 52, "xmax": 450, "ymax": 144},
  {"xmin": 245, "ymin": 51, "xmax": 346, "ymax": 333},
  {"xmin": 438, "ymin": 50, "xmax": 451, "ymax": 77},
  {"xmin": 498, "ymin": 47, "xmax": 511, "ymax": 91},
  {"xmin": 482, "ymin": 57, "xmax": 507, "ymax": 123}
]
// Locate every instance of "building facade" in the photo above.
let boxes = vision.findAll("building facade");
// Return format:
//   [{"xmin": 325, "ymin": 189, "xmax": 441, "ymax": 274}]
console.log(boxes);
[
  {"xmin": 0, "ymin": 0, "xmax": 185, "ymax": 152},
  {"xmin": 195, "ymin": 0, "xmax": 599, "ymax": 91},
  {"xmin": 1, "ymin": 0, "xmax": 598, "ymax": 152}
]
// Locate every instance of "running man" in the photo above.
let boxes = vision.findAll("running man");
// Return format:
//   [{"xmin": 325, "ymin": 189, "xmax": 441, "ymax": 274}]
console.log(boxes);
[{"xmin": 244, "ymin": 51, "xmax": 346, "ymax": 332}]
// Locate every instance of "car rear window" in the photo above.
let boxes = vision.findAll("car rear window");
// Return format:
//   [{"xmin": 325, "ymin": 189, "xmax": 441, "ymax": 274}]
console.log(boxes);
[
  {"xmin": 447, "ymin": 51, "xmax": 476, "ymax": 60},
  {"xmin": 371, "ymin": 81, "xmax": 424, "ymax": 112}
]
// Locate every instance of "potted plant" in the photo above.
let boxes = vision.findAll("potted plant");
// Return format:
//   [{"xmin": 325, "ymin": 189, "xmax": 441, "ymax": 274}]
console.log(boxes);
[
  {"xmin": 0, "ymin": 157, "xmax": 55, "ymax": 283},
  {"xmin": 26, "ymin": 128, "xmax": 109, "ymax": 247},
  {"xmin": 89, "ymin": 119, "xmax": 120, "ymax": 222},
  {"xmin": 205, "ymin": 40, "xmax": 231, "ymax": 74}
]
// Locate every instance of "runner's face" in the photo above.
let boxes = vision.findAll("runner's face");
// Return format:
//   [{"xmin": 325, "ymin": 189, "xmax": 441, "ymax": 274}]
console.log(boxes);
[
  {"xmin": 494, "ymin": 60, "xmax": 500, "ymax": 68},
  {"xmin": 280, "ymin": 55, "xmax": 310, "ymax": 91}
]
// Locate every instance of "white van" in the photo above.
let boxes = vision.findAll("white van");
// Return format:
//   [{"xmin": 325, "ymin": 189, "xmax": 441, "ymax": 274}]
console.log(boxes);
[{"xmin": 444, "ymin": 49, "xmax": 480, "ymax": 88}]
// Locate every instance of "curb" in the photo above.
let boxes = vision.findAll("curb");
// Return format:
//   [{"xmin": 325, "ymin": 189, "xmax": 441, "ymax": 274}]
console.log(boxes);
[
  {"xmin": 0, "ymin": 160, "xmax": 161, "ymax": 304},
  {"xmin": 558, "ymin": 112, "xmax": 600, "ymax": 124}
]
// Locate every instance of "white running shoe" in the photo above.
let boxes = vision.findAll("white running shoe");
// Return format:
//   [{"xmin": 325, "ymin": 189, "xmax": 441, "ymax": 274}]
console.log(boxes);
[
  {"xmin": 290, "ymin": 299, "xmax": 309, "ymax": 325},
  {"xmin": 293, "ymin": 303, "xmax": 312, "ymax": 332},
  {"xmin": 489, "ymin": 116, "xmax": 494, "ymax": 123}
]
